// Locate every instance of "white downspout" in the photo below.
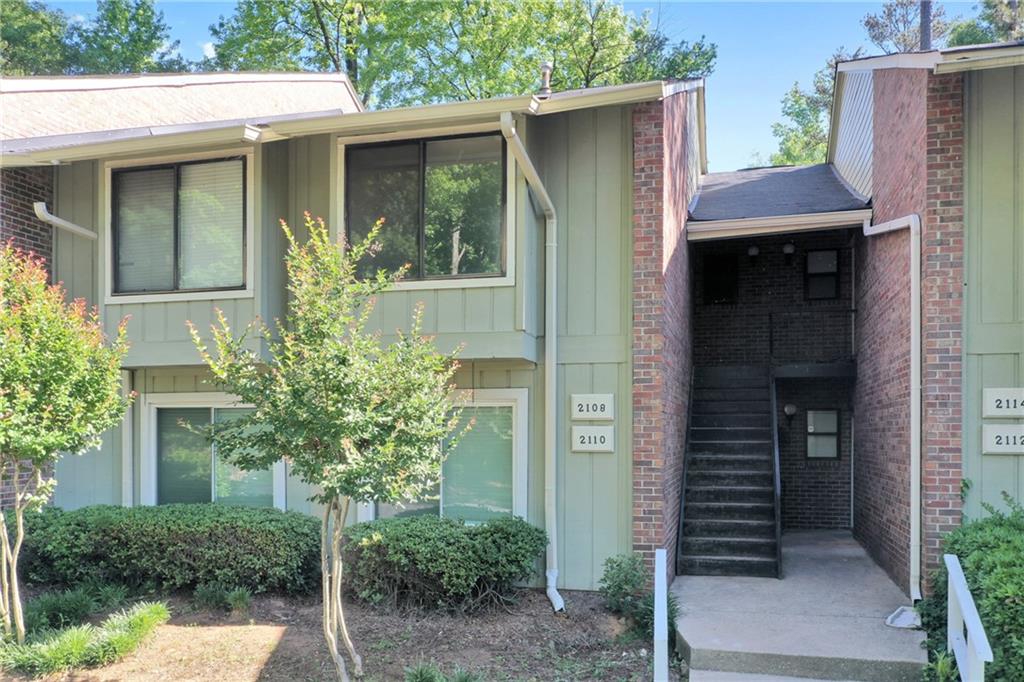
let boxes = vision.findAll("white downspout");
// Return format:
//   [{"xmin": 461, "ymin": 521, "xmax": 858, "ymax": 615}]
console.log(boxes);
[
  {"xmin": 33, "ymin": 202, "xmax": 98, "ymax": 240},
  {"xmin": 500, "ymin": 112, "xmax": 565, "ymax": 612},
  {"xmin": 862, "ymin": 214, "xmax": 922, "ymax": 601}
]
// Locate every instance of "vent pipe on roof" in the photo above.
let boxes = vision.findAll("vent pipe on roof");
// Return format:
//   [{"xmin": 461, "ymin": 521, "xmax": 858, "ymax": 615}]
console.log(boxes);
[
  {"xmin": 537, "ymin": 61, "xmax": 553, "ymax": 98},
  {"xmin": 920, "ymin": 1, "xmax": 933, "ymax": 50}
]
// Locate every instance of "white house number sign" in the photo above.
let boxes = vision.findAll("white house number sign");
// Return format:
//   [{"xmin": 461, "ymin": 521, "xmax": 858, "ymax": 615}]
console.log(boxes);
[
  {"xmin": 983, "ymin": 424, "xmax": 1024, "ymax": 455},
  {"xmin": 571, "ymin": 394, "xmax": 614, "ymax": 453},
  {"xmin": 983, "ymin": 388, "xmax": 1024, "ymax": 418}
]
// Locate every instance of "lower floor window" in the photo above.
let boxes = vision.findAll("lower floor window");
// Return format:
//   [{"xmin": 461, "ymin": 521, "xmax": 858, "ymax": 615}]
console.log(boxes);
[
  {"xmin": 806, "ymin": 409, "xmax": 840, "ymax": 459},
  {"xmin": 377, "ymin": 389, "xmax": 527, "ymax": 523},
  {"xmin": 146, "ymin": 398, "xmax": 278, "ymax": 507}
]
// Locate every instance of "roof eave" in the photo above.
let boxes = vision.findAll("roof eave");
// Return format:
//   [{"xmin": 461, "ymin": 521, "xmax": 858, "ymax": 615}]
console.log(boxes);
[{"xmin": 687, "ymin": 208, "xmax": 873, "ymax": 241}]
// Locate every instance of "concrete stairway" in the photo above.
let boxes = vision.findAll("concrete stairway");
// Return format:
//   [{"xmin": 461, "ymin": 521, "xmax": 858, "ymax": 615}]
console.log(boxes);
[{"xmin": 679, "ymin": 365, "xmax": 778, "ymax": 578}]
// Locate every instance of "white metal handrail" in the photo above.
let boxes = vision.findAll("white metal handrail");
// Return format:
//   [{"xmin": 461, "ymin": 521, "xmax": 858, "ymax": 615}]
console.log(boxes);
[{"xmin": 944, "ymin": 553, "xmax": 993, "ymax": 681}]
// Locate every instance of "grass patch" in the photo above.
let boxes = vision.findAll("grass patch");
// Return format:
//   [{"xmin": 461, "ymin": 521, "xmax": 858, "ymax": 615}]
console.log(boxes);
[{"xmin": 0, "ymin": 601, "xmax": 170, "ymax": 676}]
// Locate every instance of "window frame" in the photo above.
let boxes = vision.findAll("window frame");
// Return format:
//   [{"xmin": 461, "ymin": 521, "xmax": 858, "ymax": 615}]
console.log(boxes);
[
  {"xmin": 337, "ymin": 129, "xmax": 516, "ymax": 291},
  {"xmin": 139, "ymin": 392, "xmax": 286, "ymax": 509},
  {"xmin": 369, "ymin": 387, "xmax": 529, "ymax": 522},
  {"xmin": 103, "ymin": 149, "xmax": 256, "ymax": 305},
  {"xmin": 805, "ymin": 249, "xmax": 840, "ymax": 301},
  {"xmin": 805, "ymin": 408, "xmax": 841, "ymax": 459},
  {"xmin": 702, "ymin": 252, "xmax": 739, "ymax": 305}
]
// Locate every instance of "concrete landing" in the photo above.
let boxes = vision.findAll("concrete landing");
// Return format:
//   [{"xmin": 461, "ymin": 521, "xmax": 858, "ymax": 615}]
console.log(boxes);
[
  {"xmin": 672, "ymin": 531, "xmax": 927, "ymax": 681},
  {"xmin": 690, "ymin": 671, "xmax": 853, "ymax": 682}
]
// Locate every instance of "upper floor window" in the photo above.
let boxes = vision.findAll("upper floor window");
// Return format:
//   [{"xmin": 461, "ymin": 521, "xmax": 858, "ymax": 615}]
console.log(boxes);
[
  {"xmin": 703, "ymin": 253, "xmax": 738, "ymax": 304},
  {"xmin": 345, "ymin": 134, "xmax": 506, "ymax": 281},
  {"xmin": 112, "ymin": 157, "xmax": 245, "ymax": 294},
  {"xmin": 806, "ymin": 249, "xmax": 839, "ymax": 300}
]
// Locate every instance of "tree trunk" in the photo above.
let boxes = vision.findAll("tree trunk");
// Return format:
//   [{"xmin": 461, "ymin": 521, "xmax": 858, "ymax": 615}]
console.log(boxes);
[
  {"xmin": 0, "ymin": 465, "xmax": 11, "ymax": 638},
  {"xmin": 321, "ymin": 496, "xmax": 362, "ymax": 680}
]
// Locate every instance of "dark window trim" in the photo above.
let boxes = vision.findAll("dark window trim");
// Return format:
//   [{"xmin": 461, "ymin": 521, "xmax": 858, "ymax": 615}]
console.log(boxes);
[
  {"xmin": 344, "ymin": 132, "xmax": 508, "ymax": 281},
  {"xmin": 804, "ymin": 249, "xmax": 840, "ymax": 301},
  {"xmin": 805, "ymin": 407, "xmax": 840, "ymax": 459},
  {"xmin": 111, "ymin": 156, "xmax": 248, "ymax": 296}
]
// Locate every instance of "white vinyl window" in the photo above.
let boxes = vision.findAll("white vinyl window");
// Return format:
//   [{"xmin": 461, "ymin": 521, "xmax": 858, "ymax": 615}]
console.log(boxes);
[
  {"xmin": 376, "ymin": 388, "xmax": 528, "ymax": 523},
  {"xmin": 807, "ymin": 409, "xmax": 840, "ymax": 459},
  {"xmin": 112, "ymin": 157, "xmax": 246, "ymax": 294},
  {"xmin": 140, "ymin": 393, "xmax": 285, "ymax": 509}
]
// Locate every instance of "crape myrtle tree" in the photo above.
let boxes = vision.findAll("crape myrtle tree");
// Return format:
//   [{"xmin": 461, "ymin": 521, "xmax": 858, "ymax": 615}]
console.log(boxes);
[
  {"xmin": 0, "ymin": 244, "xmax": 130, "ymax": 643},
  {"xmin": 189, "ymin": 214, "xmax": 462, "ymax": 681}
]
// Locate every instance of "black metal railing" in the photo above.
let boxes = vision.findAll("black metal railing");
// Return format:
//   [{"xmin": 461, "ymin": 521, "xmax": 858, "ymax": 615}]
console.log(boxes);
[
  {"xmin": 675, "ymin": 371, "xmax": 696, "ymax": 573},
  {"xmin": 769, "ymin": 372, "xmax": 783, "ymax": 579}
]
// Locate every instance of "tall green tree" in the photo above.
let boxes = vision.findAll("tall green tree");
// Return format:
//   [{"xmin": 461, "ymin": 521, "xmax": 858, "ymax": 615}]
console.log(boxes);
[
  {"xmin": 0, "ymin": 0, "xmax": 71, "ymax": 75},
  {"xmin": 189, "ymin": 214, "xmax": 462, "ymax": 681},
  {"xmin": 862, "ymin": 0, "xmax": 949, "ymax": 53},
  {"xmin": 0, "ymin": 245, "xmax": 131, "ymax": 643},
  {"xmin": 67, "ymin": 0, "xmax": 189, "ymax": 74},
  {"xmin": 765, "ymin": 48, "xmax": 862, "ymax": 166},
  {"xmin": 949, "ymin": 0, "xmax": 1023, "ymax": 45},
  {"xmin": 208, "ymin": 0, "xmax": 716, "ymax": 108}
]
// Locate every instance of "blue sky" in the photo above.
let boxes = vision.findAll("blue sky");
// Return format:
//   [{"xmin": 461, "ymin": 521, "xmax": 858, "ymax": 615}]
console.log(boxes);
[{"xmin": 50, "ymin": 0, "xmax": 979, "ymax": 171}]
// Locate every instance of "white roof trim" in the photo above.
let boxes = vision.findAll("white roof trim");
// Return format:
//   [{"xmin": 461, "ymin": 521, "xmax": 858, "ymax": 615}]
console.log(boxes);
[
  {"xmin": 1, "ymin": 72, "xmax": 355, "ymax": 93},
  {"xmin": 687, "ymin": 209, "xmax": 873, "ymax": 241},
  {"xmin": 836, "ymin": 43, "xmax": 1024, "ymax": 74},
  {"xmin": 837, "ymin": 52, "xmax": 939, "ymax": 73}
]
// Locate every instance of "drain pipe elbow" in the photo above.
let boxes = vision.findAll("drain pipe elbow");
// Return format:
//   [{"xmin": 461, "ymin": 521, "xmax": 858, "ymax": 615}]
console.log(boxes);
[{"xmin": 501, "ymin": 111, "xmax": 565, "ymax": 613}]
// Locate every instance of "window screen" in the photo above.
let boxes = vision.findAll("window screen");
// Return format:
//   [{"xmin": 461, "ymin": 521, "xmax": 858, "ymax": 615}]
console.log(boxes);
[
  {"xmin": 703, "ymin": 253, "xmax": 739, "ymax": 304},
  {"xmin": 114, "ymin": 158, "xmax": 245, "ymax": 294},
  {"xmin": 807, "ymin": 409, "xmax": 840, "ymax": 458},
  {"xmin": 806, "ymin": 250, "xmax": 839, "ymax": 300},
  {"xmin": 346, "ymin": 135, "xmax": 505, "ymax": 281},
  {"xmin": 155, "ymin": 406, "xmax": 272, "ymax": 506},
  {"xmin": 377, "ymin": 404, "xmax": 515, "ymax": 523}
]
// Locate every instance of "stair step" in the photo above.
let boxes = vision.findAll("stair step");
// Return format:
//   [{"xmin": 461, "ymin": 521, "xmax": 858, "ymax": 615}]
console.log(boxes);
[
  {"xmin": 687, "ymin": 469, "xmax": 774, "ymax": 487},
  {"xmin": 693, "ymin": 387, "xmax": 768, "ymax": 403},
  {"xmin": 690, "ymin": 427, "xmax": 772, "ymax": 442},
  {"xmin": 689, "ymin": 441, "xmax": 772, "ymax": 456},
  {"xmin": 689, "ymin": 454, "xmax": 772, "ymax": 471},
  {"xmin": 686, "ymin": 485, "xmax": 774, "ymax": 504},
  {"xmin": 681, "ymin": 536, "xmax": 777, "ymax": 558},
  {"xmin": 682, "ymin": 518, "xmax": 775, "ymax": 538},
  {"xmin": 678, "ymin": 554, "xmax": 778, "ymax": 578},
  {"xmin": 685, "ymin": 501, "xmax": 775, "ymax": 521},
  {"xmin": 695, "ymin": 400, "xmax": 771, "ymax": 414},
  {"xmin": 694, "ymin": 366, "xmax": 769, "ymax": 389},
  {"xmin": 690, "ymin": 413, "xmax": 770, "ymax": 428}
]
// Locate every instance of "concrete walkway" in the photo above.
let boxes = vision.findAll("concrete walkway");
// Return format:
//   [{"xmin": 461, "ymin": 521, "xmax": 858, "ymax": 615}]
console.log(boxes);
[{"xmin": 672, "ymin": 531, "xmax": 928, "ymax": 681}]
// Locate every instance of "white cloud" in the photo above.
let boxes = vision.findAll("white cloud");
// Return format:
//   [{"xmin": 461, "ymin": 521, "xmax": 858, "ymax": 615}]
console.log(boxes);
[{"xmin": 201, "ymin": 42, "xmax": 216, "ymax": 59}]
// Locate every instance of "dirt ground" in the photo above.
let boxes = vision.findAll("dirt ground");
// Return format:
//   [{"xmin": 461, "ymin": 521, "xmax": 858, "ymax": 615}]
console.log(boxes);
[{"xmin": 30, "ymin": 590, "xmax": 682, "ymax": 682}]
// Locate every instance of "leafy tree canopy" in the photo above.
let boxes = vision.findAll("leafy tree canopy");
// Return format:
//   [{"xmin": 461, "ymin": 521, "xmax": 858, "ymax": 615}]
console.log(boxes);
[
  {"xmin": 949, "ymin": 0, "xmax": 1023, "ymax": 46},
  {"xmin": 0, "ymin": 0, "xmax": 189, "ymax": 75},
  {"xmin": 208, "ymin": 0, "xmax": 717, "ymax": 108}
]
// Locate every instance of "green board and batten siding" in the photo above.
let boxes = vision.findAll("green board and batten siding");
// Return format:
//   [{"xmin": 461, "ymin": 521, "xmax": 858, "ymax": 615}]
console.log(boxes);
[
  {"xmin": 963, "ymin": 66, "xmax": 1024, "ymax": 517},
  {"xmin": 48, "ymin": 106, "xmax": 638, "ymax": 590}
]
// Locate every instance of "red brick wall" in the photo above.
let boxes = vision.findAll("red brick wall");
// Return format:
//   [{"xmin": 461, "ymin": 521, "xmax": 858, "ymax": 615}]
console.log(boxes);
[
  {"xmin": 854, "ymin": 68, "xmax": 926, "ymax": 591},
  {"xmin": 0, "ymin": 167, "xmax": 54, "ymax": 268},
  {"xmin": 631, "ymin": 92, "xmax": 693, "ymax": 580},
  {"xmin": 921, "ymin": 72, "xmax": 964, "ymax": 587},
  {"xmin": 0, "ymin": 166, "xmax": 55, "ymax": 510}
]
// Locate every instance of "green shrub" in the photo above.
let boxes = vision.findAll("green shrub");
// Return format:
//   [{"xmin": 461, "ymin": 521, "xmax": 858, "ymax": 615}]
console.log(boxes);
[
  {"xmin": 0, "ymin": 601, "xmax": 170, "ymax": 675},
  {"xmin": 342, "ymin": 515, "xmax": 546, "ymax": 611},
  {"xmin": 598, "ymin": 552, "xmax": 646, "ymax": 616},
  {"xmin": 19, "ymin": 504, "xmax": 320, "ymax": 594},
  {"xmin": 24, "ymin": 587, "xmax": 97, "ymax": 632},
  {"xmin": 403, "ymin": 663, "xmax": 481, "ymax": 682},
  {"xmin": 633, "ymin": 590, "xmax": 680, "ymax": 641},
  {"xmin": 226, "ymin": 587, "xmax": 253, "ymax": 616},
  {"xmin": 193, "ymin": 583, "xmax": 229, "ymax": 611},
  {"xmin": 919, "ymin": 494, "xmax": 1024, "ymax": 680}
]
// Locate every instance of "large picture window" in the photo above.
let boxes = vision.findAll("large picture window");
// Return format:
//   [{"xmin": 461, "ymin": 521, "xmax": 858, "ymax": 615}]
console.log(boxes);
[
  {"xmin": 113, "ymin": 157, "xmax": 246, "ymax": 294},
  {"xmin": 377, "ymin": 389, "xmax": 527, "ymax": 524},
  {"xmin": 141, "ymin": 394, "xmax": 284, "ymax": 508},
  {"xmin": 345, "ymin": 134, "xmax": 506, "ymax": 281}
]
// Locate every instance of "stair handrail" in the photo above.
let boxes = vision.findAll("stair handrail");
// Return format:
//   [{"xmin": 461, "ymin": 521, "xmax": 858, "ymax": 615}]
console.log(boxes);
[
  {"xmin": 944, "ymin": 553, "xmax": 993, "ymax": 681},
  {"xmin": 769, "ymin": 372, "xmax": 782, "ymax": 578},
  {"xmin": 675, "ymin": 370, "xmax": 696, "ymax": 573}
]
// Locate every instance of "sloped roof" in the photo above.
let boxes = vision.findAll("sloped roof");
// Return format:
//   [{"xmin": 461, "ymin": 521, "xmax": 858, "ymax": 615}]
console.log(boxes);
[
  {"xmin": 689, "ymin": 164, "xmax": 869, "ymax": 222},
  {"xmin": 0, "ymin": 72, "xmax": 362, "ymax": 141}
]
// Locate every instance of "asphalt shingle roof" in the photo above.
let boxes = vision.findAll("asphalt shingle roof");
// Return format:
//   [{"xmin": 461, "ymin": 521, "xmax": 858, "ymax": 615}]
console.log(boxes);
[{"xmin": 689, "ymin": 164, "xmax": 869, "ymax": 222}]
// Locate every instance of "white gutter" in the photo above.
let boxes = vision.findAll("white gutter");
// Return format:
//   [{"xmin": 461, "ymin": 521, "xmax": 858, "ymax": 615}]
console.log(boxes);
[
  {"xmin": 687, "ymin": 209, "xmax": 874, "ymax": 241},
  {"xmin": 862, "ymin": 213, "xmax": 922, "ymax": 601},
  {"xmin": 500, "ymin": 111, "xmax": 564, "ymax": 613},
  {"xmin": 33, "ymin": 202, "xmax": 97, "ymax": 240}
]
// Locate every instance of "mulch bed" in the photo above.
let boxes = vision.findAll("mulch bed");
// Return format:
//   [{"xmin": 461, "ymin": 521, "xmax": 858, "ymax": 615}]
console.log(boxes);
[{"xmin": 35, "ymin": 589, "xmax": 683, "ymax": 681}]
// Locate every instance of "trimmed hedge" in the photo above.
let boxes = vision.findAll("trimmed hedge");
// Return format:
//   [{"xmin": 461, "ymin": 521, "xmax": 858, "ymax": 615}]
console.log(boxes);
[
  {"xmin": 919, "ymin": 495, "xmax": 1024, "ymax": 681},
  {"xmin": 20, "ymin": 504, "xmax": 320, "ymax": 594},
  {"xmin": 342, "ymin": 515, "xmax": 546, "ymax": 611}
]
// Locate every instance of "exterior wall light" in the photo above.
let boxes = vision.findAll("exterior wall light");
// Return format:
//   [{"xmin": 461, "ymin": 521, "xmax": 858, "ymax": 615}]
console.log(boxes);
[
  {"xmin": 783, "ymin": 242, "xmax": 796, "ymax": 265},
  {"xmin": 747, "ymin": 245, "xmax": 760, "ymax": 257},
  {"xmin": 784, "ymin": 402, "xmax": 798, "ymax": 426}
]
